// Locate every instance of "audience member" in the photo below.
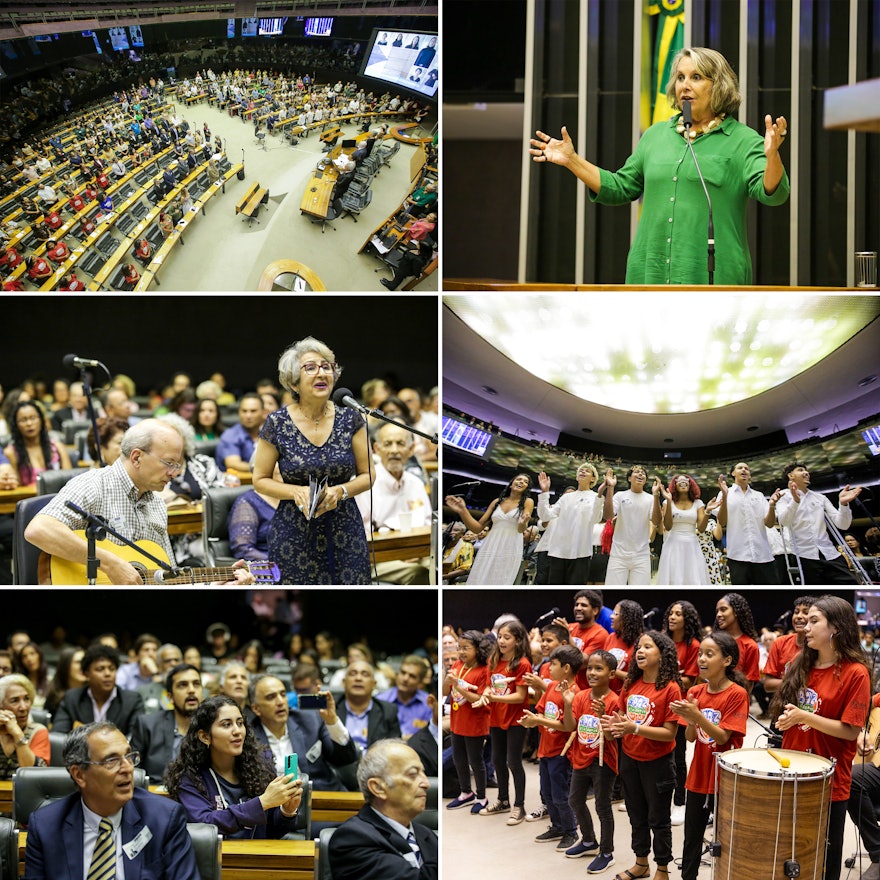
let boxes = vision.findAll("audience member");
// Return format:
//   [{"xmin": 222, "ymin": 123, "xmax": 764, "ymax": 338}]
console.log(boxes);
[{"xmin": 377, "ymin": 656, "xmax": 433, "ymax": 739}]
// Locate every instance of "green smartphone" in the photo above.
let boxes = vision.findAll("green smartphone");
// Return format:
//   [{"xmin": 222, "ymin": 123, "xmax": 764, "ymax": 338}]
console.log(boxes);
[{"xmin": 284, "ymin": 753, "xmax": 299, "ymax": 780}]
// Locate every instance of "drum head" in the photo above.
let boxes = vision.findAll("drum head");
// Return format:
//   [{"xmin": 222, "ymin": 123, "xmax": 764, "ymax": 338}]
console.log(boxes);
[{"xmin": 717, "ymin": 748, "xmax": 833, "ymax": 779}]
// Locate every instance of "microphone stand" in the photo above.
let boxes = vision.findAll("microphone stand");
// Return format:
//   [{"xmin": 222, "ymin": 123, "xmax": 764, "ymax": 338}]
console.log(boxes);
[
  {"xmin": 682, "ymin": 110, "xmax": 715, "ymax": 285},
  {"xmin": 64, "ymin": 501, "xmax": 178, "ymax": 585},
  {"xmin": 77, "ymin": 361, "xmax": 110, "ymax": 468}
]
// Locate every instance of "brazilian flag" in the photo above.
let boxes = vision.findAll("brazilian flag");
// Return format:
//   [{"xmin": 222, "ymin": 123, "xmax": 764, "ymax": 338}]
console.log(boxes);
[{"xmin": 643, "ymin": 0, "xmax": 685, "ymax": 129}]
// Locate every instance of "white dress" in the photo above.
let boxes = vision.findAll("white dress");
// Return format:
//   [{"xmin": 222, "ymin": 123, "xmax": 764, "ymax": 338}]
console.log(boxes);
[
  {"xmin": 656, "ymin": 500, "xmax": 710, "ymax": 585},
  {"xmin": 466, "ymin": 502, "xmax": 523, "ymax": 585}
]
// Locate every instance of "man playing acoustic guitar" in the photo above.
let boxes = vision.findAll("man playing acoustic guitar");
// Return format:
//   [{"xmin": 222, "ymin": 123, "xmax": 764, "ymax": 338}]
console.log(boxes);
[{"xmin": 25, "ymin": 419, "xmax": 257, "ymax": 585}]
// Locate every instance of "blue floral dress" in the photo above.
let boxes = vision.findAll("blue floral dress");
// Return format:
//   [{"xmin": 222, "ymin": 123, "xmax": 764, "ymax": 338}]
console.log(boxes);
[{"xmin": 260, "ymin": 406, "xmax": 370, "ymax": 584}]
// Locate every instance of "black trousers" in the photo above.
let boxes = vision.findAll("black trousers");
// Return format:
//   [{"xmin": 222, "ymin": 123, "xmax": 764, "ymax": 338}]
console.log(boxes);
[
  {"xmin": 727, "ymin": 558, "xmax": 781, "ymax": 585},
  {"xmin": 848, "ymin": 760, "xmax": 880, "ymax": 863},
  {"xmin": 548, "ymin": 555, "xmax": 591, "ymax": 586},
  {"xmin": 618, "ymin": 751, "xmax": 675, "ymax": 866},
  {"xmin": 451, "ymin": 732, "xmax": 487, "ymax": 798},
  {"xmin": 489, "ymin": 725, "xmax": 527, "ymax": 807},
  {"xmin": 798, "ymin": 554, "xmax": 859, "ymax": 585},
  {"xmin": 681, "ymin": 791, "xmax": 713, "ymax": 880}
]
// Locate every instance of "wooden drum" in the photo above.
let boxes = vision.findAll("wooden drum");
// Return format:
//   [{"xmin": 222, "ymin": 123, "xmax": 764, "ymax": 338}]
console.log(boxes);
[{"xmin": 714, "ymin": 748, "xmax": 833, "ymax": 880}]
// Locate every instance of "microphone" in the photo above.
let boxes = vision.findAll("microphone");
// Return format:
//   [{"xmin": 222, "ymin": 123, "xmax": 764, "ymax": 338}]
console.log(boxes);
[
  {"xmin": 63, "ymin": 353, "xmax": 103, "ymax": 369},
  {"xmin": 331, "ymin": 387, "xmax": 368, "ymax": 414},
  {"xmin": 534, "ymin": 607, "xmax": 561, "ymax": 628},
  {"xmin": 680, "ymin": 99, "xmax": 715, "ymax": 284},
  {"xmin": 448, "ymin": 480, "xmax": 480, "ymax": 490},
  {"xmin": 643, "ymin": 606, "xmax": 661, "ymax": 622}
]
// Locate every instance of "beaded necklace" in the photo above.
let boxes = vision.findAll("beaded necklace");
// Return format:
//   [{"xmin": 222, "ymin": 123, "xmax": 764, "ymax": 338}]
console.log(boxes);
[{"xmin": 676, "ymin": 113, "xmax": 726, "ymax": 139}]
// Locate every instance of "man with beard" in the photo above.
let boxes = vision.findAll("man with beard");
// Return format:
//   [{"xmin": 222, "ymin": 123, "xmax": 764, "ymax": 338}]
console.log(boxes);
[
  {"xmin": 215, "ymin": 393, "xmax": 265, "ymax": 474},
  {"xmin": 716, "ymin": 462, "xmax": 783, "ymax": 584},
  {"xmin": 553, "ymin": 591, "xmax": 609, "ymax": 689},
  {"xmin": 775, "ymin": 462, "xmax": 863, "ymax": 584},
  {"xmin": 356, "ymin": 421, "xmax": 431, "ymax": 584},
  {"xmin": 137, "ymin": 643, "xmax": 185, "ymax": 714},
  {"xmin": 249, "ymin": 673, "xmax": 358, "ymax": 791},
  {"xmin": 130, "ymin": 664, "xmax": 203, "ymax": 781},
  {"xmin": 604, "ymin": 465, "xmax": 657, "ymax": 585}
]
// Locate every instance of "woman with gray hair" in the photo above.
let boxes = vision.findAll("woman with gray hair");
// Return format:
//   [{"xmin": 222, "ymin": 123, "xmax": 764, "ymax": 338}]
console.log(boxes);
[
  {"xmin": 530, "ymin": 46, "xmax": 789, "ymax": 284},
  {"xmin": 252, "ymin": 336, "xmax": 373, "ymax": 584},
  {"xmin": 0, "ymin": 673, "xmax": 50, "ymax": 779}
]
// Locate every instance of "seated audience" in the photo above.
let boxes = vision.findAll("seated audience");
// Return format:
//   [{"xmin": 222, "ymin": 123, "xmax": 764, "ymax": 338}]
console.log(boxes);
[
  {"xmin": 376, "ymin": 657, "xmax": 433, "ymax": 740},
  {"xmin": 216, "ymin": 392, "xmax": 265, "ymax": 473},
  {"xmin": 3, "ymin": 400, "xmax": 72, "ymax": 486},
  {"xmin": 0, "ymin": 673, "xmax": 50, "ymax": 779},
  {"xmin": 43, "ymin": 645, "xmax": 87, "ymax": 716}
]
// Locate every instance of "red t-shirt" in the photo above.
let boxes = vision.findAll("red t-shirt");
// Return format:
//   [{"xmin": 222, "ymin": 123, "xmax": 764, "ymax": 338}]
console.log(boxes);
[
  {"xmin": 29, "ymin": 727, "xmax": 50, "ymax": 764},
  {"xmin": 735, "ymin": 634, "xmax": 761, "ymax": 682},
  {"xmin": 620, "ymin": 678, "xmax": 681, "ymax": 761},
  {"xmin": 569, "ymin": 622, "xmax": 610, "ymax": 689},
  {"xmin": 535, "ymin": 681, "xmax": 569, "ymax": 758},
  {"xmin": 45, "ymin": 212, "xmax": 62, "ymax": 229},
  {"xmin": 781, "ymin": 661, "xmax": 871, "ymax": 801},
  {"xmin": 684, "ymin": 682, "xmax": 749, "ymax": 794},
  {"xmin": 675, "ymin": 637, "xmax": 700, "ymax": 681},
  {"xmin": 763, "ymin": 633, "xmax": 801, "ymax": 679},
  {"xmin": 69, "ymin": 195, "xmax": 86, "ymax": 212},
  {"xmin": 28, "ymin": 258, "xmax": 50, "ymax": 280},
  {"xmin": 487, "ymin": 656, "xmax": 531, "ymax": 730},
  {"xmin": 3, "ymin": 279, "xmax": 25, "ymax": 290},
  {"xmin": 568, "ymin": 688, "xmax": 620, "ymax": 774},
  {"xmin": 604, "ymin": 631, "xmax": 635, "ymax": 693},
  {"xmin": 448, "ymin": 660, "xmax": 489, "ymax": 737},
  {"xmin": 48, "ymin": 242, "xmax": 69, "ymax": 262},
  {"xmin": 61, "ymin": 277, "xmax": 87, "ymax": 291}
]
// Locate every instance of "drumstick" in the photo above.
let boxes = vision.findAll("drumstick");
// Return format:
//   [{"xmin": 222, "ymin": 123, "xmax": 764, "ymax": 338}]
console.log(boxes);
[
  {"xmin": 598, "ymin": 726, "xmax": 604, "ymax": 767},
  {"xmin": 767, "ymin": 748, "xmax": 791, "ymax": 768},
  {"xmin": 560, "ymin": 731, "xmax": 576, "ymax": 757}
]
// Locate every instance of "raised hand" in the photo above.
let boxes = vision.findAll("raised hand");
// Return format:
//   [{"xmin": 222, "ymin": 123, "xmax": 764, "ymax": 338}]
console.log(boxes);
[
  {"xmin": 445, "ymin": 495, "xmax": 466, "ymax": 513},
  {"xmin": 764, "ymin": 114, "xmax": 788, "ymax": 155},
  {"xmin": 604, "ymin": 468, "xmax": 616, "ymax": 488},
  {"xmin": 537, "ymin": 470, "xmax": 551, "ymax": 493},
  {"xmin": 717, "ymin": 474, "xmax": 728, "ymax": 496},
  {"xmin": 529, "ymin": 127, "xmax": 576, "ymax": 166},
  {"xmin": 840, "ymin": 484, "xmax": 863, "ymax": 506},
  {"xmin": 652, "ymin": 477, "xmax": 662, "ymax": 496}
]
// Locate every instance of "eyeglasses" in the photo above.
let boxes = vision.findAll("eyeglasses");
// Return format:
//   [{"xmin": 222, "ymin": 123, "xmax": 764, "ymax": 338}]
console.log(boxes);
[
  {"xmin": 300, "ymin": 361, "xmax": 338, "ymax": 375},
  {"xmin": 81, "ymin": 751, "xmax": 140, "ymax": 771},
  {"xmin": 141, "ymin": 451, "xmax": 184, "ymax": 473}
]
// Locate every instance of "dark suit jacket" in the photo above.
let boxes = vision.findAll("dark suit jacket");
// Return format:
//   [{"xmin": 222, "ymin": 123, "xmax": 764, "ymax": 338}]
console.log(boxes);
[
  {"xmin": 334, "ymin": 699, "xmax": 401, "ymax": 790},
  {"xmin": 129, "ymin": 709, "xmax": 177, "ymax": 783},
  {"xmin": 328, "ymin": 804, "xmax": 437, "ymax": 880},
  {"xmin": 250, "ymin": 711, "xmax": 358, "ymax": 791},
  {"xmin": 406, "ymin": 726, "xmax": 438, "ymax": 777},
  {"xmin": 52, "ymin": 686, "xmax": 145, "ymax": 736},
  {"xmin": 24, "ymin": 787, "xmax": 199, "ymax": 880}
]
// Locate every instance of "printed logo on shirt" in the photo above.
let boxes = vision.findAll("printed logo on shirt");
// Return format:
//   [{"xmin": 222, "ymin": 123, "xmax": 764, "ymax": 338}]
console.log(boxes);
[
  {"xmin": 571, "ymin": 636, "xmax": 584, "ymax": 651},
  {"xmin": 544, "ymin": 701, "xmax": 560, "ymax": 720},
  {"xmin": 797, "ymin": 687, "xmax": 820, "ymax": 731},
  {"xmin": 577, "ymin": 713, "xmax": 601, "ymax": 747},
  {"xmin": 696, "ymin": 708, "xmax": 721, "ymax": 745},
  {"xmin": 626, "ymin": 693, "xmax": 653, "ymax": 728},
  {"xmin": 490, "ymin": 673, "xmax": 510, "ymax": 696},
  {"xmin": 608, "ymin": 648, "xmax": 628, "ymax": 670}
]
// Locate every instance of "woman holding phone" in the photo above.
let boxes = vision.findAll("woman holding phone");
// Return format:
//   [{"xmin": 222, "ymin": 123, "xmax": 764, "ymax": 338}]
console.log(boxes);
[{"xmin": 166, "ymin": 696, "xmax": 303, "ymax": 838}]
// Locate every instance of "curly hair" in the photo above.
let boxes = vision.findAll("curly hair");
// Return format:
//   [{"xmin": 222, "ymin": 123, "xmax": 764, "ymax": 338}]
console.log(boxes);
[
  {"xmin": 613, "ymin": 600, "xmax": 645, "ymax": 648},
  {"xmin": 769, "ymin": 596, "xmax": 868, "ymax": 719},
  {"xmin": 717, "ymin": 593, "xmax": 758, "ymax": 640},
  {"xmin": 699, "ymin": 631, "xmax": 748, "ymax": 689},
  {"xmin": 622, "ymin": 631, "xmax": 682, "ymax": 693},
  {"xmin": 668, "ymin": 474, "xmax": 701, "ymax": 501},
  {"xmin": 459, "ymin": 630, "xmax": 493, "ymax": 666},
  {"xmin": 164, "ymin": 696, "xmax": 273, "ymax": 798},
  {"xmin": 663, "ymin": 600, "xmax": 704, "ymax": 645},
  {"xmin": 489, "ymin": 619, "xmax": 529, "ymax": 671},
  {"xmin": 8, "ymin": 400, "xmax": 53, "ymax": 486}
]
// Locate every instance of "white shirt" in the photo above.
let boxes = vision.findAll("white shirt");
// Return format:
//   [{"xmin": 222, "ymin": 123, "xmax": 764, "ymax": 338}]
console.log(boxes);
[
  {"xmin": 720, "ymin": 484, "xmax": 774, "ymax": 563},
  {"xmin": 537, "ymin": 489, "xmax": 603, "ymax": 559},
  {"xmin": 775, "ymin": 488, "xmax": 852, "ymax": 560},
  {"xmin": 261, "ymin": 723, "xmax": 293, "ymax": 775},
  {"xmin": 82, "ymin": 802, "xmax": 125, "ymax": 879},
  {"xmin": 88, "ymin": 686, "xmax": 119, "ymax": 723},
  {"xmin": 356, "ymin": 463, "xmax": 429, "ymax": 533},
  {"xmin": 608, "ymin": 490, "xmax": 654, "ymax": 558}
]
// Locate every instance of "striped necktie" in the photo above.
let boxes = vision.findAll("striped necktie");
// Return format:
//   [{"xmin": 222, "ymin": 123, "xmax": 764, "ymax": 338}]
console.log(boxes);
[
  {"xmin": 405, "ymin": 830, "xmax": 423, "ymax": 867},
  {"xmin": 87, "ymin": 817, "xmax": 116, "ymax": 880}
]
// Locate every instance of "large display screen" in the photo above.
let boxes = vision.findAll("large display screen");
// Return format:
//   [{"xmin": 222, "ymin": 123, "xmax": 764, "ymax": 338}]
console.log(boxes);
[
  {"xmin": 442, "ymin": 415, "xmax": 493, "ymax": 459},
  {"xmin": 241, "ymin": 18, "xmax": 258, "ymax": 38},
  {"xmin": 108, "ymin": 27, "xmax": 130, "ymax": 51},
  {"xmin": 305, "ymin": 17, "xmax": 333, "ymax": 37},
  {"xmin": 360, "ymin": 29, "xmax": 438, "ymax": 99},
  {"xmin": 259, "ymin": 18, "xmax": 287, "ymax": 36}
]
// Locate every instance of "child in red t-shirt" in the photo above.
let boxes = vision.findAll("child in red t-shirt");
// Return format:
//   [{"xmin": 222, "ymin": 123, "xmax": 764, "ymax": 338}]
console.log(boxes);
[
  {"xmin": 715, "ymin": 592, "xmax": 761, "ymax": 690},
  {"xmin": 670, "ymin": 631, "xmax": 749, "ymax": 880},
  {"xmin": 605, "ymin": 599, "xmax": 645, "ymax": 693},
  {"xmin": 563, "ymin": 649, "xmax": 620, "ymax": 872},
  {"xmin": 474, "ymin": 619, "xmax": 531, "ymax": 824},
  {"xmin": 603, "ymin": 630, "xmax": 682, "ymax": 880},
  {"xmin": 663, "ymin": 599, "xmax": 703, "ymax": 826},
  {"xmin": 443, "ymin": 630, "xmax": 491, "ymax": 814},
  {"xmin": 517, "ymin": 645, "xmax": 583, "ymax": 852}
]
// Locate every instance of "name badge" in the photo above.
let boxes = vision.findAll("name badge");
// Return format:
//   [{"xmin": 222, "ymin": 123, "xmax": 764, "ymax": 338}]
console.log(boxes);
[
  {"xmin": 122, "ymin": 825, "xmax": 153, "ymax": 860},
  {"xmin": 306, "ymin": 741, "xmax": 322, "ymax": 764}
]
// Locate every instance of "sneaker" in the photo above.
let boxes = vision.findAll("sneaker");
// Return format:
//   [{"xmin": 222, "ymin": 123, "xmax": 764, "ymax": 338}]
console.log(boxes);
[
  {"xmin": 479, "ymin": 799, "xmax": 510, "ymax": 816},
  {"xmin": 534, "ymin": 826, "xmax": 563, "ymax": 842},
  {"xmin": 707, "ymin": 812, "xmax": 714, "ymax": 827},
  {"xmin": 506, "ymin": 806, "xmax": 527, "ymax": 825},
  {"xmin": 565, "ymin": 839, "xmax": 600, "ymax": 858},
  {"xmin": 446, "ymin": 793, "xmax": 476, "ymax": 810},
  {"xmin": 525, "ymin": 805, "xmax": 549, "ymax": 823},
  {"xmin": 556, "ymin": 831, "xmax": 579, "ymax": 851},
  {"xmin": 671, "ymin": 803, "xmax": 686, "ymax": 826},
  {"xmin": 587, "ymin": 853, "xmax": 616, "ymax": 874},
  {"xmin": 470, "ymin": 799, "xmax": 488, "ymax": 815},
  {"xmin": 616, "ymin": 801, "xmax": 628, "ymax": 812}
]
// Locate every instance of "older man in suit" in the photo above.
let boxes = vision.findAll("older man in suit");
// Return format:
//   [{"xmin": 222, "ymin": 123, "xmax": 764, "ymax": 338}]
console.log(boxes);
[
  {"xmin": 249, "ymin": 673, "xmax": 358, "ymax": 791},
  {"xmin": 24, "ymin": 722, "xmax": 199, "ymax": 880},
  {"xmin": 129, "ymin": 664, "xmax": 202, "ymax": 783},
  {"xmin": 329, "ymin": 738, "xmax": 437, "ymax": 880},
  {"xmin": 52, "ymin": 645, "xmax": 145, "ymax": 736}
]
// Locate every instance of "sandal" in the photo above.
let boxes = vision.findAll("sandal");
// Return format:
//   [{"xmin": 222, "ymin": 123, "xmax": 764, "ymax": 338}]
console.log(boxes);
[
  {"xmin": 614, "ymin": 861, "xmax": 649, "ymax": 880},
  {"xmin": 652, "ymin": 868, "xmax": 669, "ymax": 880}
]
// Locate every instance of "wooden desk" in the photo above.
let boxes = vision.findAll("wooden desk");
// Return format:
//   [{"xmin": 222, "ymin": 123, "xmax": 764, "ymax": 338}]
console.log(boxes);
[
  {"xmin": 0, "ymin": 484, "xmax": 36, "ymax": 515},
  {"xmin": 0, "ymin": 779, "xmax": 10, "ymax": 816},
  {"xmin": 368, "ymin": 526, "xmax": 432, "ymax": 564},
  {"xmin": 299, "ymin": 174, "xmax": 336, "ymax": 220},
  {"xmin": 257, "ymin": 260, "xmax": 327, "ymax": 292},
  {"xmin": 167, "ymin": 503, "xmax": 203, "ymax": 535},
  {"xmin": 311, "ymin": 790, "xmax": 364, "ymax": 823}
]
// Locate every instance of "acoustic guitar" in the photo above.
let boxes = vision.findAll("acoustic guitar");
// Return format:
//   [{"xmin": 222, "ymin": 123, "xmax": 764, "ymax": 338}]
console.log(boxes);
[
  {"xmin": 40, "ymin": 532, "xmax": 280, "ymax": 585},
  {"xmin": 858, "ymin": 705, "xmax": 880, "ymax": 768}
]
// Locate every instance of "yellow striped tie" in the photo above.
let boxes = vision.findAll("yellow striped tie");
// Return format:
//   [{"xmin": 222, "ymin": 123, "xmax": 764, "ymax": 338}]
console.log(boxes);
[{"xmin": 87, "ymin": 817, "xmax": 116, "ymax": 880}]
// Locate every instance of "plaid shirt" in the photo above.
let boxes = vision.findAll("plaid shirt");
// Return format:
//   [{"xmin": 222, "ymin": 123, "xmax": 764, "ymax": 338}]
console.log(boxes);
[{"xmin": 42, "ymin": 458, "xmax": 175, "ymax": 563}]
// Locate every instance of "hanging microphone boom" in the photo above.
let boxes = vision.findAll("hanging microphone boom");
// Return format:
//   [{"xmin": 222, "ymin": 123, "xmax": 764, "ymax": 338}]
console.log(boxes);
[
  {"xmin": 681, "ymin": 100, "xmax": 716, "ymax": 285},
  {"xmin": 63, "ymin": 354, "xmax": 103, "ymax": 369}
]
